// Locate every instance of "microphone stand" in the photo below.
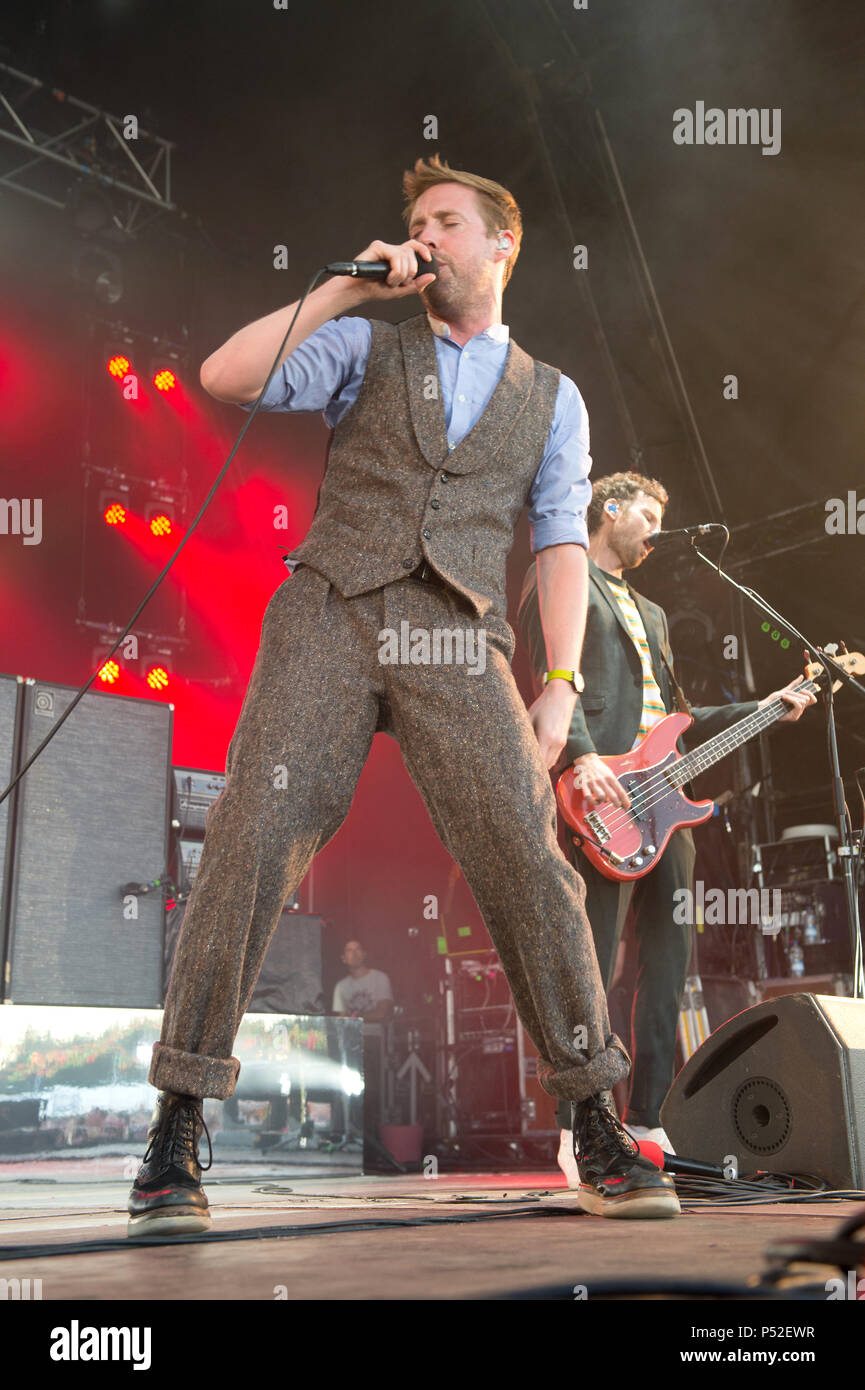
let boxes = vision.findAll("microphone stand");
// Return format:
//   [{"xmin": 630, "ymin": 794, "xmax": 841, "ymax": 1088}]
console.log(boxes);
[{"xmin": 687, "ymin": 531, "xmax": 865, "ymax": 998}]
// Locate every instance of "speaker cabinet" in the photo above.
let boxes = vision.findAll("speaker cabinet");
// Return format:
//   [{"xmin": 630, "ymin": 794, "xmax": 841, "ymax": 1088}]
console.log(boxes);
[
  {"xmin": 249, "ymin": 911, "xmax": 324, "ymax": 1014},
  {"xmin": 165, "ymin": 907, "xmax": 325, "ymax": 1014},
  {"xmin": 2, "ymin": 678, "xmax": 171, "ymax": 1007},
  {"xmin": 660, "ymin": 993, "xmax": 865, "ymax": 1188}
]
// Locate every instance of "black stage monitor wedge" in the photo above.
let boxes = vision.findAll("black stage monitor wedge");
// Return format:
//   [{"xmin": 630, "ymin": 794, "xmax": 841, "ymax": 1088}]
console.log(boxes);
[
  {"xmin": 660, "ymin": 993, "xmax": 865, "ymax": 1190},
  {"xmin": 3, "ymin": 679, "xmax": 172, "ymax": 1007}
]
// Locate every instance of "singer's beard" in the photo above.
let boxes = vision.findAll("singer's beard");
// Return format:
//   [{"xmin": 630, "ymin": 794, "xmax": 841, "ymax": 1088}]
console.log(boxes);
[
  {"xmin": 420, "ymin": 271, "xmax": 458, "ymax": 318},
  {"xmin": 621, "ymin": 540, "xmax": 648, "ymax": 570},
  {"xmin": 421, "ymin": 262, "xmax": 494, "ymax": 323}
]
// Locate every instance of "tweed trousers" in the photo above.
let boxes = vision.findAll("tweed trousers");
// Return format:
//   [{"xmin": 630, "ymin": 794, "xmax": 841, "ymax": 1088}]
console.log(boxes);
[
  {"xmin": 150, "ymin": 566, "xmax": 631, "ymax": 1105},
  {"xmin": 554, "ymin": 829, "xmax": 696, "ymax": 1131}
]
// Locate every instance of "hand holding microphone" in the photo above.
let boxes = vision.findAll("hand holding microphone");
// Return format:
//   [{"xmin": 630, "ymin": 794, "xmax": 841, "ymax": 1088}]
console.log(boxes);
[{"xmin": 327, "ymin": 238, "xmax": 438, "ymax": 299}]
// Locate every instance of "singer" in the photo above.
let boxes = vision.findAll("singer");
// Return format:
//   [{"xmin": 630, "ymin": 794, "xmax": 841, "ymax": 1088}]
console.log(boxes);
[
  {"xmin": 518, "ymin": 471, "xmax": 815, "ymax": 1181},
  {"xmin": 127, "ymin": 156, "xmax": 682, "ymax": 1232}
]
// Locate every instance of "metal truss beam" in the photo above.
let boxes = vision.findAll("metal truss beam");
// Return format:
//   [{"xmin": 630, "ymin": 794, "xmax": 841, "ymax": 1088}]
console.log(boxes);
[
  {"xmin": 0, "ymin": 62, "xmax": 178, "ymax": 235},
  {"xmin": 727, "ymin": 499, "xmax": 832, "ymax": 571}
]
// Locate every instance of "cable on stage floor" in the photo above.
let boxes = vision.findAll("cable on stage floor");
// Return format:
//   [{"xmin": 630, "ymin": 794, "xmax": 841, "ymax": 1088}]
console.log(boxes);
[
  {"xmin": 1, "ymin": 1180, "xmax": 862, "ymax": 1265},
  {"xmin": 0, "ymin": 1202, "xmax": 579, "ymax": 1261},
  {"xmin": 673, "ymin": 1171, "xmax": 865, "ymax": 1206}
]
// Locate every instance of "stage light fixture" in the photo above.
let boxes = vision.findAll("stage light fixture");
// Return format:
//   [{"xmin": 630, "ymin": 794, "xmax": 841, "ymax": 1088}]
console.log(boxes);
[
  {"xmin": 107, "ymin": 354, "xmax": 131, "ymax": 379},
  {"xmin": 97, "ymin": 658, "xmax": 121, "ymax": 685},
  {"xmin": 149, "ymin": 513, "xmax": 172, "ymax": 537},
  {"xmin": 98, "ymin": 483, "xmax": 132, "ymax": 529},
  {"xmin": 74, "ymin": 245, "xmax": 123, "ymax": 305},
  {"xmin": 144, "ymin": 498, "xmax": 177, "ymax": 539},
  {"xmin": 145, "ymin": 663, "xmax": 171, "ymax": 691},
  {"xmin": 153, "ymin": 367, "xmax": 177, "ymax": 393},
  {"xmin": 149, "ymin": 345, "xmax": 186, "ymax": 397},
  {"xmin": 92, "ymin": 643, "xmax": 123, "ymax": 686},
  {"xmin": 142, "ymin": 644, "xmax": 174, "ymax": 692}
]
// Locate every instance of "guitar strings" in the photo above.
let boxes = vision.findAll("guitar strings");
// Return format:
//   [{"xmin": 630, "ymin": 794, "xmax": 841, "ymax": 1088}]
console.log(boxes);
[
  {"xmin": 563, "ymin": 683, "xmax": 820, "ymax": 851},
  {"xmin": 570, "ymin": 695, "xmax": 792, "ymax": 839}
]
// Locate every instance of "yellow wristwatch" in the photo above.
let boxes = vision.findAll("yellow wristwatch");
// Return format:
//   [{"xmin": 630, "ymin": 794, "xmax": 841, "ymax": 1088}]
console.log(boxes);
[{"xmin": 544, "ymin": 668, "xmax": 585, "ymax": 694}]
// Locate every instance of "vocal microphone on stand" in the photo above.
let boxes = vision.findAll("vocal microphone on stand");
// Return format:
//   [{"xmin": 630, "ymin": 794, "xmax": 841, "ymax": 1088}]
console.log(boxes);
[{"xmin": 647, "ymin": 523, "xmax": 727, "ymax": 544}]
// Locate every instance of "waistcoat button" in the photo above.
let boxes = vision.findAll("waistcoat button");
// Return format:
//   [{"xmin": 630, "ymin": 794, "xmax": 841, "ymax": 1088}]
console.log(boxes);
[{"xmin": 422, "ymin": 527, "xmax": 431, "ymax": 540}]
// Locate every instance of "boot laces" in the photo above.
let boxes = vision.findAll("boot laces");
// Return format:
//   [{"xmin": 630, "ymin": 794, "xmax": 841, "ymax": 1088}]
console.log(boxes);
[
  {"xmin": 574, "ymin": 1092, "xmax": 639, "ymax": 1167},
  {"xmin": 144, "ymin": 1096, "xmax": 213, "ymax": 1173}
]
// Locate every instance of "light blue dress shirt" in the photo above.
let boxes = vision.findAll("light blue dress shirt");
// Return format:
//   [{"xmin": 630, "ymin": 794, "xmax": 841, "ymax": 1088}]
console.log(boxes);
[{"xmin": 241, "ymin": 313, "xmax": 592, "ymax": 551}]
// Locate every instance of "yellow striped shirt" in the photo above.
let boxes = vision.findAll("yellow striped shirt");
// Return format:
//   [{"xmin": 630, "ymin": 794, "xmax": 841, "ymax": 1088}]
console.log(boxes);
[{"xmin": 601, "ymin": 574, "xmax": 667, "ymax": 749}]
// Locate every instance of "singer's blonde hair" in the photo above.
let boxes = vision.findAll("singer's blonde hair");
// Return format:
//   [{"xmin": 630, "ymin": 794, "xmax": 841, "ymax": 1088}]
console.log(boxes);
[{"xmin": 402, "ymin": 154, "xmax": 523, "ymax": 288}]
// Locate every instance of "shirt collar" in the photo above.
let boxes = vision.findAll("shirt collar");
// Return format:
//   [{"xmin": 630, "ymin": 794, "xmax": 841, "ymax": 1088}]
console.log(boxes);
[{"xmin": 426, "ymin": 312, "xmax": 509, "ymax": 344}]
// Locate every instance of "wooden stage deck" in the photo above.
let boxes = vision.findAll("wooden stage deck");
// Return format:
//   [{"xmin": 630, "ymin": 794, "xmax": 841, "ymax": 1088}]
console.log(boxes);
[{"xmin": 0, "ymin": 1161, "xmax": 862, "ymax": 1306}]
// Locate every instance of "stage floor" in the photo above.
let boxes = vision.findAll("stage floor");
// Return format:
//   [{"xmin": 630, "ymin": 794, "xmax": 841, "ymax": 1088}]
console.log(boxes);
[{"xmin": 0, "ymin": 1161, "xmax": 862, "ymax": 1302}]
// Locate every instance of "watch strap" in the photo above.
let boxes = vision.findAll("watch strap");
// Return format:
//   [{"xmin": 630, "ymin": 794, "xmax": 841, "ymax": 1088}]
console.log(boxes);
[{"xmin": 544, "ymin": 668, "xmax": 584, "ymax": 693}]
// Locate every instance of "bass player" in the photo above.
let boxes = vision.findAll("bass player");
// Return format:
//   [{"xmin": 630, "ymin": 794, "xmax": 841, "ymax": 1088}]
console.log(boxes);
[{"xmin": 518, "ymin": 470, "xmax": 816, "ymax": 1181}]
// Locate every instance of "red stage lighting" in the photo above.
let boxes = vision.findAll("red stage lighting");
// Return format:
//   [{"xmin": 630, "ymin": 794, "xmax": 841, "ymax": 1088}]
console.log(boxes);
[
  {"xmin": 153, "ymin": 368, "xmax": 177, "ymax": 393},
  {"xmin": 107, "ymin": 354, "xmax": 130, "ymax": 379},
  {"xmin": 145, "ymin": 664, "xmax": 170, "ymax": 691},
  {"xmin": 97, "ymin": 658, "xmax": 120, "ymax": 685},
  {"xmin": 103, "ymin": 502, "xmax": 127, "ymax": 526},
  {"xmin": 149, "ymin": 512, "xmax": 173, "ymax": 538}
]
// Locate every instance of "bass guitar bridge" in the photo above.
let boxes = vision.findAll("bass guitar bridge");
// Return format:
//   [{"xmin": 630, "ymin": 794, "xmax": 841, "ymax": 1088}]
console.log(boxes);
[{"xmin": 585, "ymin": 811, "xmax": 610, "ymax": 843}]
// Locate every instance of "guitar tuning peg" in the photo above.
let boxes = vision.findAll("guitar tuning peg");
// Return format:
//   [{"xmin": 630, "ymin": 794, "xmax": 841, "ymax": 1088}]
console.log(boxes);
[
  {"xmin": 839, "ymin": 640, "xmax": 848, "ymax": 654},
  {"xmin": 823, "ymin": 642, "xmax": 839, "ymax": 656}
]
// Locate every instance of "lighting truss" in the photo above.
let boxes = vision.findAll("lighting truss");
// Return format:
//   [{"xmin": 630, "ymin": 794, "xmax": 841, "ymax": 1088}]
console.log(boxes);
[
  {"xmin": 0, "ymin": 61, "xmax": 178, "ymax": 235},
  {"xmin": 726, "ymin": 498, "xmax": 834, "ymax": 572}
]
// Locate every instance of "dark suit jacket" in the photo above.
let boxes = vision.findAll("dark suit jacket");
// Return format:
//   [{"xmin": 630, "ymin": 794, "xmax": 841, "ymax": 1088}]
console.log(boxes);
[{"xmin": 517, "ymin": 555, "xmax": 758, "ymax": 765}]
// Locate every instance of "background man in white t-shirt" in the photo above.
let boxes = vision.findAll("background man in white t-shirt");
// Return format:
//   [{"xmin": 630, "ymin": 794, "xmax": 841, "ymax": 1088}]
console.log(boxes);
[{"xmin": 332, "ymin": 940, "xmax": 394, "ymax": 1021}]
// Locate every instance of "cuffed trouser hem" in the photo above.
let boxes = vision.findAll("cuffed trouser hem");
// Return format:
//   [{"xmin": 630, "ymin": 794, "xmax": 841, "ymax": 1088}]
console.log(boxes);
[
  {"xmin": 148, "ymin": 1042, "xmax": 240, "ymax": 1100},
  {"xmin": 536, "ymin": 1034, "xmax": 631, "ymax": 1104}
]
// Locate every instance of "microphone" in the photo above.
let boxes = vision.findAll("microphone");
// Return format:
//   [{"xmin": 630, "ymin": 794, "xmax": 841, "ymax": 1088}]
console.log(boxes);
[
  {"xmin": 647, "ymin": 523, "xmax": 726, "ymax": 543},
  {"xmin": 326, "ymin": 254, "xmax": 439, "ymax": 280},
  {"xmin": 635, "ymin": 1138, "xmax": 728, "ymax": 1179}
]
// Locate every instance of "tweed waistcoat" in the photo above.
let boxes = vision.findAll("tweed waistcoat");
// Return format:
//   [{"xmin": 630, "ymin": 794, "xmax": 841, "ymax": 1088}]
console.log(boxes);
[{"xmin": 286, "ymin": 312, "xmax": 561, "ymax": 619}]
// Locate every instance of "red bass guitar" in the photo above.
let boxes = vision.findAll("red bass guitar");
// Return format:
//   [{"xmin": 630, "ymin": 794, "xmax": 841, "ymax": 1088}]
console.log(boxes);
[{"xmin": 555, "ymin": 651, "xmax": 863, "ymax": 882}]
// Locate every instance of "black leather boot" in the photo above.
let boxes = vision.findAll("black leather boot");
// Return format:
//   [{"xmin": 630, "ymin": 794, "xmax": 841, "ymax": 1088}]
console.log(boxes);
[
  {"xmin": 573, "ymin": 1090, "xmax": 680, "ymax": 1219},
  {"xmin": 127, "ymin": 1091, "xmax": 213, "ymax": 1236}
]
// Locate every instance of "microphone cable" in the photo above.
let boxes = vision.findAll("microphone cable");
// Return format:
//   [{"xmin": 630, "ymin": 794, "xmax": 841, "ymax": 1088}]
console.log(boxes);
[{"xmin": 0, "ymin": 267, "xmax": 327, "ymax": 810}]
